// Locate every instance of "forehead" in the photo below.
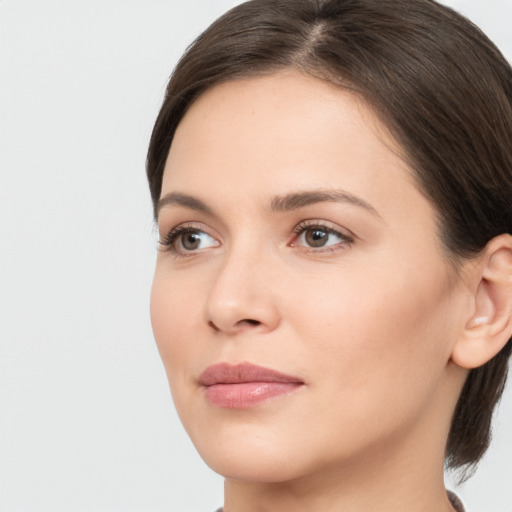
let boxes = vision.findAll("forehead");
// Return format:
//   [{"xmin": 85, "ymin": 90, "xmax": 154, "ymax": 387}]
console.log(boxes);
[
  {"xmin": 162, "ymin": 72, "xmax": 423, "ymax": 217},
  {"xmin": 170, "ymin": 71, "xmax": 398, "ymax": 165}
]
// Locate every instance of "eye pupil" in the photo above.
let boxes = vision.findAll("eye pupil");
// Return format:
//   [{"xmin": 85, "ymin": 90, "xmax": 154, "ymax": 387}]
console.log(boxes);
[
  {"xmin": 182, "ymin": 231, "xmax": 201, "ymax": 250},
  {"xmin": 305, "ymin": 229, "xmax": 328, "ymax": 247}
]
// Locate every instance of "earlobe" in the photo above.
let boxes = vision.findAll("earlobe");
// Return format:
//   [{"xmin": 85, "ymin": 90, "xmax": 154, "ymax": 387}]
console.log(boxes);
[{"xmin": 451, "ymin": 234, "xmax": 512, "ymax": 370}]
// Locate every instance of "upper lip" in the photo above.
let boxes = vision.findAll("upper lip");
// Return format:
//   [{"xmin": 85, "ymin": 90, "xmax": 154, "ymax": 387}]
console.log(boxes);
[{"xmin": 198, "ymin": 362, "xmax": 303, "ymax": 386}]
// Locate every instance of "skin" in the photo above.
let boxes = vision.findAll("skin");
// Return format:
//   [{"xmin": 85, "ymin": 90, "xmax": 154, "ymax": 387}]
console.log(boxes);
[{"xmin": 150, "ymin": 72, "xmax": 475, "ymax": 512}]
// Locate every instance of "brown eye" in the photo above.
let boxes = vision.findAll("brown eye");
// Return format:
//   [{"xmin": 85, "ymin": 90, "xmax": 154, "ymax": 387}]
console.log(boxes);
[
  {"xmin": 181, "ymin": 231, "xmax": 202, "ymax": 250},
  {"xmin": 305, "ymin": 228, "xmax": 329, "ymax": 247},
  {"xmin": 172, "ymin": 228, "xmax": 219, "ymax": 252},
  {"xmin": 294, "ymin": 223, "xmax": 352, "ymax": 250},
  {"xmin": 160, "ymin": 226, "xmax": 220, "ymax": 254}
]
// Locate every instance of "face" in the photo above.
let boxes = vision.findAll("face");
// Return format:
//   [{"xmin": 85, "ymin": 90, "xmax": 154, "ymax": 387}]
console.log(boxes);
[{"xmin": 151, "ymin": 72, "xmax": 467, "ymax": 483}]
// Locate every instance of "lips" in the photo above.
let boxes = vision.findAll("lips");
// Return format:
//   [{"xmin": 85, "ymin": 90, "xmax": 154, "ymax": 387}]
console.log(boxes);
[{"xmin": 198, "ymin": 362, "xmax": 304, "ymax": 408}]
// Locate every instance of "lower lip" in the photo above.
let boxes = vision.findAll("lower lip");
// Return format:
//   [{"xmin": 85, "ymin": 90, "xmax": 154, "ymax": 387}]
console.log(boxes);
[{"xmin": 204, "ymin": 382, "xmax": 302, "ymax": 408}]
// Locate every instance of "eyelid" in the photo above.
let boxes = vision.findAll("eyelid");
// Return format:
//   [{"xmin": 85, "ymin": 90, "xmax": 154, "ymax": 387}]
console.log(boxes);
[
  {"xmin": 158, "ymin": 222, "xmax": 221, "ymax": 255},
  {"xmin": 289, "ymin": 220, "xmax": 355, "ymax": 252}
]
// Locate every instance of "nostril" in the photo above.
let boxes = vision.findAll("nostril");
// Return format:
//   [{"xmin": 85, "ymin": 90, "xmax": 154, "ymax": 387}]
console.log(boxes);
[
  {"xmin": 241, "ymin": 319, "xmax": 261, "ymax": 326},
  {"xmin": 208, "ymin": 321, "xmax": 220, "ymax": 332},
  {"xmin": 207, "ymin": 318, "xmax": 262, "ymax": 333}
]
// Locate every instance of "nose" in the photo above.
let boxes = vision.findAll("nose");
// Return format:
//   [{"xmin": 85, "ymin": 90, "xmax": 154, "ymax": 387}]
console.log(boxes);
[{"xmin": 204, "ymin": 248, "xmax": 281, "ymax": 335}]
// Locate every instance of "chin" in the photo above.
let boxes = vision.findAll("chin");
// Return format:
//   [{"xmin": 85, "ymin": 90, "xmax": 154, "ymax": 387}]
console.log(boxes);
[
  {"xmin": 184, "ymin": 420, "xmax": 313, "ymax": 483},
  {"xmin": 201, "ymin": 446, "xmax": 307, "ymax": 483}
]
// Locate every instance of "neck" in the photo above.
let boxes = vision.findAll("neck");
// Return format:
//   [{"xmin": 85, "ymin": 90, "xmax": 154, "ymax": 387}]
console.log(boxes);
[
  {"xmin": 224, "ymin": 461, "xmax": 453, "ymax": 512},
  {"xmin": 223, "ymin": 448, "xmax": 455, "ymax": 512}
]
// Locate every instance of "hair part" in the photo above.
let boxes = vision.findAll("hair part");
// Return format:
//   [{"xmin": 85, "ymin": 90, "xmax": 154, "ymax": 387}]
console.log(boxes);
[{"xmin": 146, "ymin": 0, "xmax": 512, "ymax": 478}]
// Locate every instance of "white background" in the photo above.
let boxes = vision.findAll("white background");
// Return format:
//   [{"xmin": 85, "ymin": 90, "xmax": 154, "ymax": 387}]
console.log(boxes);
[{"xmin": 0, "ymin": 1, "xmax": 511, "ymax": 511}]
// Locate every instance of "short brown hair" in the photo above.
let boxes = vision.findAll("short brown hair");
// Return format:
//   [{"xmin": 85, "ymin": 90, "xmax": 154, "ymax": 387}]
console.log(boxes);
[{"xmin": 146, "ymin": 0, "xmax": 512, "ymax": 477}]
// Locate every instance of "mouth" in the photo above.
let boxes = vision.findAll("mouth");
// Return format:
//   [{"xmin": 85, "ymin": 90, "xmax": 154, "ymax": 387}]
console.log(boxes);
[{"xmin": 198, "ymin": 362, "xmax": 304, "ymax": 409}]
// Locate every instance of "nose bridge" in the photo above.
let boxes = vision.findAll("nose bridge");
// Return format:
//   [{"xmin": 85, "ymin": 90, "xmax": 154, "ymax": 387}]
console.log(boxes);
[{"xmin": 205, "ymin": 236, "xmax": 280, "ymax": 333}]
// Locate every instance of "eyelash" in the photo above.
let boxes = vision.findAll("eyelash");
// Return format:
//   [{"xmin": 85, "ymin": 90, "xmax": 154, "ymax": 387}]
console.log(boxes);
[
  {"xmin": 158, "ymin": 221, "xmax": 354, "ymax": 256},
  {"xmin": 291, "ymin": 221, "xmax": 354, "ymax": 253},
  {"xmin": 159, "ymin": 224, "xmax": 213, "ymax": 256}
]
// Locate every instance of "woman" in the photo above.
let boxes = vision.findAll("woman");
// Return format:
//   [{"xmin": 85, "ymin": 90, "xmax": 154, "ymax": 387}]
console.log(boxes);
[{"xmin": 146, "ymin": 1, "xmax": 512, "ymax": 510}]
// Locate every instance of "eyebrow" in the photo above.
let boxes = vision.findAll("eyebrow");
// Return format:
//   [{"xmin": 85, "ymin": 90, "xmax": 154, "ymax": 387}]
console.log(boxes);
[
  {"xmin": 156, "ymin": 192, "xmax": 213, "ymax": 217},
  {"xmin": 270, "ymin": 190, "xmax": 381, "ymax": 217},
  {"xmin": 156, "ymin": 189, "xmax": 380, "ymax": 218}
]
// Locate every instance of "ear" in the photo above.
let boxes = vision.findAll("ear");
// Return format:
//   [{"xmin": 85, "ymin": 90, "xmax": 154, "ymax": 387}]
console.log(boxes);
[{"xmin": 451, "ymin": 234, "xmax": 512, "ymax": 369}]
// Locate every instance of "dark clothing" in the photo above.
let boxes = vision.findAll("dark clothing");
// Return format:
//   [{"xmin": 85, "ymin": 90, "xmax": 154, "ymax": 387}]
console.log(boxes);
[{"xmin": 448, "ymin": 491, "xmax": 466, "ymax": 511}]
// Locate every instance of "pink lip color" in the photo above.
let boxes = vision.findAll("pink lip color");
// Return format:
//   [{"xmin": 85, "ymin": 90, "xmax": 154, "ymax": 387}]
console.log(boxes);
[{"xmin": 198, "ymin": 363, "xmax": 304, "ymax": 409}]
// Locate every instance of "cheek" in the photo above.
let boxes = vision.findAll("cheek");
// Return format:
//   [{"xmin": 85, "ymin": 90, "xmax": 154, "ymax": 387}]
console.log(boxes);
[
  {"xmin": 150, "ymin": 267, "xmax": 202, "ymax": 381},
  {"xmin": 150, "ymin": 267, "xmax": 213, "ymax": 433},
  {"xmin": 290, "ymin": 257, "xmax": 457, "ymax": 415}
]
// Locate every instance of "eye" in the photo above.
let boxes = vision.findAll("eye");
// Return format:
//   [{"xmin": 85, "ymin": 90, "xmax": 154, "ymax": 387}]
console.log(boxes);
[
  {"xmin": 179, "ymin": 230, "xmax": 216, "ymax": 251},
  {"xmin": 160, "ymin": 225, "xmax": 220, "ymax": 254},
  {"xmin": 292, "ymin": 222, "xmax": 353, "ymax": 251}
]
